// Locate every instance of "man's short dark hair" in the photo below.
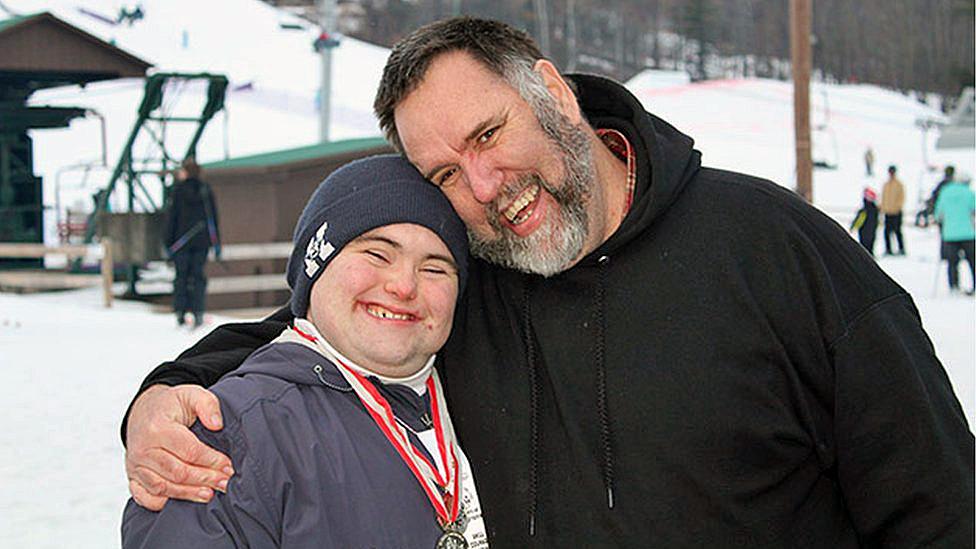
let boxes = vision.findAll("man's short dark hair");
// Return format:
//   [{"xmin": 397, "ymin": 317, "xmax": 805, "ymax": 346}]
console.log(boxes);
[
  {"xmin": 888, "ymin": 165, "xmax": 897, "ymax": 174},
  {"xmin": 373, "ymin": 17, "xmax": 544, "ymax": 152}
]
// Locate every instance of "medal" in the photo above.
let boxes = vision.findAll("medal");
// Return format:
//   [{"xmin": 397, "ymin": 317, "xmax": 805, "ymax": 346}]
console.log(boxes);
[
  {"xmin": 292, "ymin": 326, "xmax": 466, "ymax": 545},
  {"xmin": 436, "ymin": 529, "xmax": 468, "ymax": 549},
  {"xmin": 437, "ymin": 500, "xmax": 470, "ymax": 549}
]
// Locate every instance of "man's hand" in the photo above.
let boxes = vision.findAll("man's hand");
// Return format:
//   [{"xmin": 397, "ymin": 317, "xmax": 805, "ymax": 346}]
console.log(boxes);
[{"xmin": 125, "ymin": 384, "xmax": 234, "ymax": 511}]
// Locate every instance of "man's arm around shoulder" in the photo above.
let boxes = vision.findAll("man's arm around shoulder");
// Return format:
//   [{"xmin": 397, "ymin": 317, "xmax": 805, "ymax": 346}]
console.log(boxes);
[
  {"xmin": 122, "ymin": 305, "xmax": 292, "ymax": 510},
  {"xmin": 122, "ymin": 418, "xmax": 277, "ymax": 548}
]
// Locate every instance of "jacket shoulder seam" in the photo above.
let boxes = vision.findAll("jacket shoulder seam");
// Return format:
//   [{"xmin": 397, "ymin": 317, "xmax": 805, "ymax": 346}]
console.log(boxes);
[{"xmin": 826, "ymin": 292, "xmax": 911, "ymax": 353}]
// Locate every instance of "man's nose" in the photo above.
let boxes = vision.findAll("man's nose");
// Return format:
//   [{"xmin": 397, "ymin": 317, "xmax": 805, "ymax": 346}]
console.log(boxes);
[
  {"xmin": 384, "ymin": 265, "xmax": 418, "ymax": 301},
  {"xmin": 461, "ymin": 153, "xmax": 504, "ymax": 204}
]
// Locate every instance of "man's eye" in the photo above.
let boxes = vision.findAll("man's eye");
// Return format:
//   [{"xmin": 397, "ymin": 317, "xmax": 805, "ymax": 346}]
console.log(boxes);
[
  {"xmin": 422, "ymin": 267, "xmax": 447, "ymax": 275},
  {"xmin": 437, "ymin": 167, "xmax": 458, "ymax": 187},
  {"xmin": 478, "ymin": 127, "xmax": 497, "ymax": 144},
  {"xmin": 421, "ymin": 263, "xmax": 454, "ymax": 276},
  {"xmin": 364, "ymin": 250, "xmax": 389, "ymax": 263}
]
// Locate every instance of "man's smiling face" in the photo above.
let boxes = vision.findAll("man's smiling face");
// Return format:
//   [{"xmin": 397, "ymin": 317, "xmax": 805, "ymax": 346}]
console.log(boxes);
[{"xmin": 393, "ymin": 51, "xmax": 600, "ymax": 277}]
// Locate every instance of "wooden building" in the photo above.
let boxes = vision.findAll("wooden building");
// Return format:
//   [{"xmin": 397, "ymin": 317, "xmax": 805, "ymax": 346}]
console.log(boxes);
[{"xmin": 190, "ymin": 136, "xmax": 392, "ymax": 311}]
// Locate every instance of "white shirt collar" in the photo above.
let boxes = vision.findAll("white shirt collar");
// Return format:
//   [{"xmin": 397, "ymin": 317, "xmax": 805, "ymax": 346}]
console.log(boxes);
[{"xmin": 293, "ymin": 318, "xmax": 435, "ymax": 396}]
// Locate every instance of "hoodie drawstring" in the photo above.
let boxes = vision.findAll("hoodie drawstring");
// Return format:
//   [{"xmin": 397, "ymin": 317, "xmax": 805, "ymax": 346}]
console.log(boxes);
[
  {"xmin": 595, "ymin": 256, "xmax": 615, "ymax": 509},
  {"xmin": 523, "ymin": 257, "xmax": 618, "ymax": 537},
  {"xmin": 522, "ymin": 280, "xmax": 540, "ymax": 537}
]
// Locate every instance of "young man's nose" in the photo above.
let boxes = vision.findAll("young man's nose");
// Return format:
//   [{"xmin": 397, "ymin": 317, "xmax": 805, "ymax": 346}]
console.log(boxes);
[
  {"xmin": 383, "ymin": 266, "xmax": 418, "ymax": 300},
  {"xmin": 461, "ymin": 154, "xmax": 504, "ymax": 204}
]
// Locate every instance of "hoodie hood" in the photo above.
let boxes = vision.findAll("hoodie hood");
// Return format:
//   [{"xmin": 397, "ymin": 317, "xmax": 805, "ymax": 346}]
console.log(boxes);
[{"xmin": 567, "ymin": 74, "xmax": 702, "ymax": 261}]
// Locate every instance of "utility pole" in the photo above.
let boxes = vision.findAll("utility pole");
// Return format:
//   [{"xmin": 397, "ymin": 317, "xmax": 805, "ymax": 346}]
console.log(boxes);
[
  {"xmin": 317, "ymin": 0, "xmax": 337, "ymax": 143},
  {"xmin": 566, "ymin": 0, "xmax": 577, "ymax": 72},
  {"xmin": 790, "ymin": 0, "xmax": 813, "ymax": 202}
]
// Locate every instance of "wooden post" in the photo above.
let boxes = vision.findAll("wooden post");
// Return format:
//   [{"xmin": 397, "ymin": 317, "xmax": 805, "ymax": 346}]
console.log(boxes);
[
  {"xmin": 790, "ymin": 0, "xmax": 813, "ymax": 202},
  {"xmin": 101, "ymin": 237, "xmax": 114, "ymax": 308}
]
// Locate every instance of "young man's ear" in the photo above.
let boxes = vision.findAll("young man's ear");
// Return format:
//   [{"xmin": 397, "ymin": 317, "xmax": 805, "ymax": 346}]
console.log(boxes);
[{"xmin": 533, "ymin": 59, "xmax": 581, "ymax": 124}]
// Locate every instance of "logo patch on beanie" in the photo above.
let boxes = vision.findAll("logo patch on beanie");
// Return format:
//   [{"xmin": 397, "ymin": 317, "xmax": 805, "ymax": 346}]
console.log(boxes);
[{"xmin": 304, "ymin": 221, "xmax": 336, "ymax": 278}]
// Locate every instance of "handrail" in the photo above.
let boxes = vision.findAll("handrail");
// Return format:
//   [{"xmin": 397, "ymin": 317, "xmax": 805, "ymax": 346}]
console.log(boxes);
[{"xmin": 0, "ymin": 240, "xmax": 114, "ymax": 307}]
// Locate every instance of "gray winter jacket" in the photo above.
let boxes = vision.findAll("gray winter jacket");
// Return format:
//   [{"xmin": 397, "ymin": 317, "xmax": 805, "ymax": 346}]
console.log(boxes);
[{"xmin": 121, "ymin": 335, "xmax": 447, "ymax": 548}]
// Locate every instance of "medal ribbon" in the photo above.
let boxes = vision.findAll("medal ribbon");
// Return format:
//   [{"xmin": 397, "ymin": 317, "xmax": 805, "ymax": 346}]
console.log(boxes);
[{"xmin": 292, "ymin": 326, "xmax": 461, "ymax": 528}]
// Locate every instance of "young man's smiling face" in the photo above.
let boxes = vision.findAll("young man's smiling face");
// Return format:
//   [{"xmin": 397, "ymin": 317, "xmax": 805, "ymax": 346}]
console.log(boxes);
[
  {"xmin": 393, "ymin": 51, "xmax": 603, "ymax": 277},
  {"xmin": 307, "ymin": 223, "xmax": 459, "ymax": 378}
]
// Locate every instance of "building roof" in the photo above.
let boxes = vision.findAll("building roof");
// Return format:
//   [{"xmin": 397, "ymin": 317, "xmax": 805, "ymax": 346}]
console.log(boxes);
[
  {"xmin": 0, "ymin": 12, "xmax": 151, "ymax": 91},
  {"xmin": 203, "ymin": 137, "xmax": 390, "ymax": 172}
]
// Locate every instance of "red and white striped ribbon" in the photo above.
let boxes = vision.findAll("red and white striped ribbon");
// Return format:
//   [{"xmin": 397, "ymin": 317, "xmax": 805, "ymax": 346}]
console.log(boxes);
[{"xmin": 292, "ymin": 325, "xmax": 461, "ymax": 527}]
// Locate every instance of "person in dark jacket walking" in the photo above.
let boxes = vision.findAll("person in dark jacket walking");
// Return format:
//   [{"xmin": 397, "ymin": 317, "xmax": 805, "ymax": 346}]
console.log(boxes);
[
  {"xmin": 850, "ymin": 187, "xmax": 880, "ymax": 256},
  {"xmin": 918, "ymin": 165, "xmax": 955, "ymax": 227},
  {"xmin": 121, "ymin": 17, "xmax": 974, "ymax": 548},
  {"xmin": 123, "ymin": 156, "xmax": 488, "ymax": 547},
  {"xmin": 165, "ymin": 157, "xmax": 220, "ymax": 328}
]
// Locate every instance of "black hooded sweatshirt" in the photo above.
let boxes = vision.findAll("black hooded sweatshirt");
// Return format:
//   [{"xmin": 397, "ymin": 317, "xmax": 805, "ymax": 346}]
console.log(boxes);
[{"xmin": 126, "ymin": 75, "xmax": 974, "ymax": 548}]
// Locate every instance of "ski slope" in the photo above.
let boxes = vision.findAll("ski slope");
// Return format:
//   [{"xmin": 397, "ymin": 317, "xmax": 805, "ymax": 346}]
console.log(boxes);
[{"xmin": 1, "ymin": 2, "xmax": 974, "ymax": 548}]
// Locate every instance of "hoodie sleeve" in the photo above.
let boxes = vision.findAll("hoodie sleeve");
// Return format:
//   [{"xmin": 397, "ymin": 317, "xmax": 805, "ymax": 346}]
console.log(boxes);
[
  {"xmin": 120, "ymin": 305, "xmax": 293, "ymax": 445},
  {"xmin": 829, "ymin": 294, "xmax": 974, "ymax": 546},
  {"xmin": 121, "ymin": 421, "xmax": 279, "ymax": 548}
]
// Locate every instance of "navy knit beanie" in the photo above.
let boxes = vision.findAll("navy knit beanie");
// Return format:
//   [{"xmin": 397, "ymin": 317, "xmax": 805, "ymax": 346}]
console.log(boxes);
[{"xmin": 287, "ymin": 155, "xmax": 469, "ymax": 319}]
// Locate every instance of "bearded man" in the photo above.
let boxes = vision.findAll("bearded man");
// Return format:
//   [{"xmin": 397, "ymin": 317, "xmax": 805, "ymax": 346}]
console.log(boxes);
[{"xmin": 122, "ymin": 17, "xmax": 973, "ymax": 548}]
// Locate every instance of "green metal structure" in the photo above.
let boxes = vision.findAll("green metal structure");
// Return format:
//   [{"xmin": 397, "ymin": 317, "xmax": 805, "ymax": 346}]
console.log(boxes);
[
  {"xmin": 83, "ymin": 73, "xmax": 227, "ymax": 294},
  {"xmin": 0, "ymin": 105, "xmax": 85, "ymax": 250},
  {"xmin": 86, "ymin": 72, "xmax": 228, "ymax": 241}
]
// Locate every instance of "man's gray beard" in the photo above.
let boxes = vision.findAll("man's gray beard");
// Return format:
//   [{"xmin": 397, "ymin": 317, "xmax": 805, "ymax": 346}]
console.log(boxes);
[{"xmin": 467, "ymin": 102, "xmax": 596, "ymax": 277}]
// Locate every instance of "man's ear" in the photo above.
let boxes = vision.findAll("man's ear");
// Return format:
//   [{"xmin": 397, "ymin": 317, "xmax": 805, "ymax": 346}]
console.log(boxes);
[{"xmin": 534, "ymin": 59, "xmax": 581, "ymax": 124}]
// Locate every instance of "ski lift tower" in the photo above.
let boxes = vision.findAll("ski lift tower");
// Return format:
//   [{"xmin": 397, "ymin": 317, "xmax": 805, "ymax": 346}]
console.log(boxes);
[{"xmin": 85, "ymin": 72, "xmax": 228, "ymax": 295}]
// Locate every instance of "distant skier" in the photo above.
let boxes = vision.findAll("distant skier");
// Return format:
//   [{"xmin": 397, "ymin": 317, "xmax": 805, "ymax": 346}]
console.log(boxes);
[
  {"xmin": 933, "ymin": 173, "xmax": 975, "ymax": 295},
  {"xmin": 921, "ymin": 165, "xmax": 956, "ymax": 228},
  {"xmin": 881, "ymin": 165, "xmax": 906, "ymax": 255},
  {"xmin": 850, "ymin": 187, "xmax": 880, "ymax": 256},
  {"xmin": 864, "ymin": 147, "xmax": 875, "ymax": 176},
  {"xmin": 165, "ymin": 157, "xmax": 221, "ymax": 327}
]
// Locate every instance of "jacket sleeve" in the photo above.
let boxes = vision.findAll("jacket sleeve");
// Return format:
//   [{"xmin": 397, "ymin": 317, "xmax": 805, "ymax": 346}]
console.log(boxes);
[
  {"xmin": 830, "ymin": 294, "xmax": 974, "ymax": 546},
  {"xmin": 933, "ymin": 191, "xmax": 946, "ymax": 222},
  {"xmin": 120, "ymin": 305, "xmax": 293, "ymax": 445},
  {"xmin": 121, "ymin": 422, "xmax": 278, "ymax": 548},
  {"xmin": 205, "ymin": 181, "xmax": 221, "ymax": 249},
  {"xmin": 164, "ymin": 186, "xmax": 179, "ymax": 249}
]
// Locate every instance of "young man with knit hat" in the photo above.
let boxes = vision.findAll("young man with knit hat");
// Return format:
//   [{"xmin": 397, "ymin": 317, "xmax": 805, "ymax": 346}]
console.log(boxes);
[{"xmin": 122, "ymin": 155, "xmax": 487, "ymax": 548}]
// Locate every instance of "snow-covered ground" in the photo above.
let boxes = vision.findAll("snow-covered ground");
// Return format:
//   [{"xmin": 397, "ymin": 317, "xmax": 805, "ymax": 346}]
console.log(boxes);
[
  {"xmin": 2, "ymin": 219, "xmax": 972, "ymax": 549},
  {"xmin": 2, "ymin": 1, "xmax": 974, "ymax": 548}
]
